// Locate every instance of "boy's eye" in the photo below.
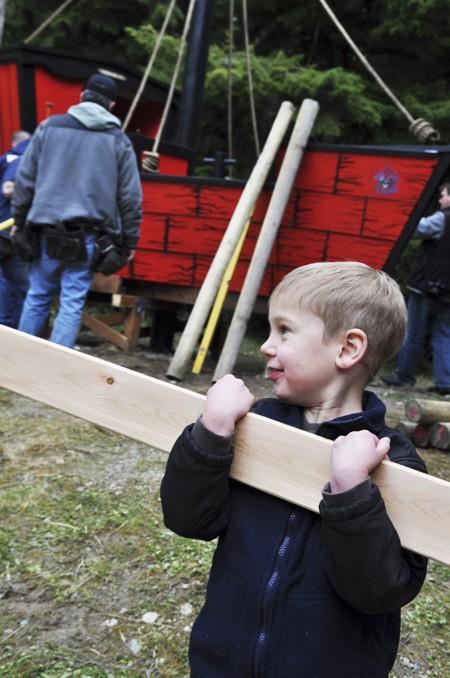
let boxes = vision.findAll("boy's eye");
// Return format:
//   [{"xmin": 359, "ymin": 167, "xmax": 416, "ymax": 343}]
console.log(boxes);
[{"xmin": 279, "ymin": 325, "xmax": 290, "ymax": 335}]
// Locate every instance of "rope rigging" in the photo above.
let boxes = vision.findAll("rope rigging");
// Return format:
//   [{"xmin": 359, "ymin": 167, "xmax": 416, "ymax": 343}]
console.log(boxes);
[
  {"xmin": 121, "ymin": 0, "xmax": 178, "ymax": 134},
  {"xmin": 317, "ymin": 0, "xmax": 440, "ymax": 144},
  {"xmin": 140, "ymin": 0, "xmax": 198, "ymax": 173},
  {"xmin": 24, "ymin": 0, "xmax": 78, "ymax": 44},
  {"xmin": 227, "ymin": 0, "xmax": 235, "ymax": 177},
  {"xmin": 20, "ymin": 0, "xmax": 264, "ymax": 172},
  {"xmin": 241, "ymin": 0, "xmax": 260, "ymax": 157}
]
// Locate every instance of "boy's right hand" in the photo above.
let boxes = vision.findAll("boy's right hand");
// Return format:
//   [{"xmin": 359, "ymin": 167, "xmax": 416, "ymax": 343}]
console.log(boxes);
[{"xmin": 202, "ymin": 374, "xmax": 255, "ymax": 437}]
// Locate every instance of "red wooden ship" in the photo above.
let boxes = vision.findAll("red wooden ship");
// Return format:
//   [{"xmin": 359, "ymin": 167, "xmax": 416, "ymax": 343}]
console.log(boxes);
[{"xmin": 1, "ymin": 44, "xmax": 449, "ymax": 352}]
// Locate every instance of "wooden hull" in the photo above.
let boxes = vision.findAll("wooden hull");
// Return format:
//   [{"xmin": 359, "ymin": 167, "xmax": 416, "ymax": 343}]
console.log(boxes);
[
  {"xmin": 2, "ymin": 45, "xmax": 450, "ymax": 300},
  {"xmin": 121, "ymin": 145, "xmax": 447, "ymax": 296}
]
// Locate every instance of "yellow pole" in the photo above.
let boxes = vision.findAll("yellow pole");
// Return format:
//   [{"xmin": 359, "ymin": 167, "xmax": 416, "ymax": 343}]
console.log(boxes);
[
  {"xmin": 0, "ymin": 218, "xmax": 14, "ymax": 232},
  {"xmin": 192, "ymin": 215, "xmax": 252, "ymax": 374}
]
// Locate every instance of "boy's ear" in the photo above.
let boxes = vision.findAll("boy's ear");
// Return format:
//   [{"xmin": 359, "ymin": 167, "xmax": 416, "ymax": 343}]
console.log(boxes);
[{"xmin": 336, "ymin": 328, "xmax": 368, "ymax": 370}]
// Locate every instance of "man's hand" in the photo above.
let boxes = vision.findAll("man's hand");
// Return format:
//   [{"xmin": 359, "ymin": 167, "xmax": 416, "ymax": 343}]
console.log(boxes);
[
  {"xmin": 2, "ymin": 180, "xmax": 15, "ymax": 199},
  {"xmin": 330, "ymin": 430, "xmax": 390, "ymax": 494},
  {"xmin": 202, "ymin": 374, "xmax": 255, "ymax": 437}
]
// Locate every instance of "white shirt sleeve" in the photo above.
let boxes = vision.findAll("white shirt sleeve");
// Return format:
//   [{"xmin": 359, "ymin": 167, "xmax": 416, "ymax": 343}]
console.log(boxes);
[{"xmin": 413, "ymin": 211, "xmax": 445, "ymax": 239}]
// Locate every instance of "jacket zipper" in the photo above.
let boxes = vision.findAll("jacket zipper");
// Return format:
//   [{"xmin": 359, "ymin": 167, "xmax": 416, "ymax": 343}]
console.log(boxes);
[{"xmin": 252, "ymin": 509, "xmax": 299, "ymax": 677}]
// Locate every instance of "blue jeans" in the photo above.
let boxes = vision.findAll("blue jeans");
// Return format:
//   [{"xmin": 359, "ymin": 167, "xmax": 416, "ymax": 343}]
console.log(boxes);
[
  {"xmin": 396, "ymin": 291, "xmax": 450, "ymax": 388},
  {"xmin": 0, "ymin": 251, "xmax": 30, "ymax": 328},
  {"xmin": 18, "ymin": 232, "xmax": 96, "ymax": 348}
]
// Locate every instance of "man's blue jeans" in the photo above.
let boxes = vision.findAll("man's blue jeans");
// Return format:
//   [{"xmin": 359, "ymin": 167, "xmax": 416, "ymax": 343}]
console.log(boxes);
[
  {"xmin": 0, "ymin": 253, "xmax": 30, "ymax": 328},
  {"xmin": 18, "ymin": 232, "xmax": 96, "ymax": 348},
  {"xmin": 396, "ymin": 291, "xmax": 450, "ymax": 388}
]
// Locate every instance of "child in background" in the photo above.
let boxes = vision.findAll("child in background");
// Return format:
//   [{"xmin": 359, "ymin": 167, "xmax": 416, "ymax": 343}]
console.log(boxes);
[{"xmin": 161, "ymin": 261, "xmax": 427, "ymax": 677}]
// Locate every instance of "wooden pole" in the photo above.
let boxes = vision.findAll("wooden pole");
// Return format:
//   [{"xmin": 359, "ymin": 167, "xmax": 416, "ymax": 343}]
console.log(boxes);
[
  {"xmin": 166, "ymin": 101, "xmax": 295, "ymax": 381},
  {"xmin": 405, "ymin": 398, "xmax": 450, "ymax": 424},
  {"xmin": 1, "ymin": 326, "xmax": 449, "ymax": 564},
  {"xmin": 212, "ymin": 99, "xmax": 320, "ymax": 382},
  {"xmin": 192, "ymin": 213, "xmax": 252, "ymax": 374}
]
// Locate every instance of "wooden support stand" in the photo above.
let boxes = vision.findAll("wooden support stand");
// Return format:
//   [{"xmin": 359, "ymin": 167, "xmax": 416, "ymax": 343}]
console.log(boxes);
[
  {"xmin": 81, "ymin": 274, "xmax": 145, "ymax": 351},
  {"xmin": 81, "ymin": 294, "xmax": 144, "ymax": 351}
]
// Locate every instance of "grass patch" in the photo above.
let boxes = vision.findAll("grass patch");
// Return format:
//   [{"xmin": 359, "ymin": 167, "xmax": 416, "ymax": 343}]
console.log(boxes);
[{"xmin": 1, "ymin": 377, "xmax": 449, "ymax": 677}]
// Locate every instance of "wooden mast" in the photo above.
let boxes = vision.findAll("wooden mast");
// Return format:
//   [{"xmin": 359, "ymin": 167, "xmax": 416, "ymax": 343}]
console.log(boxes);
[{"xmin": 175, "ymin": 0, "xmax": 216, "ymax": 174}]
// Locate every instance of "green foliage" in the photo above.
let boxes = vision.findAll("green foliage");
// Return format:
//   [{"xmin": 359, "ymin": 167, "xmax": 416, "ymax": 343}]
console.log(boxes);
[
  {"xmin": 2, "ymin": 0, "xmax": 450, "ymax": 169},
  {"xmin": 201, "ymin": 45, "xmax": 386, "ymax": 174},
  {"xmin": 3, "ymin": 0, "xmax": 150, "ymax": 58},
  {"xmin": 125, "ymin": 21, "xmax": 185, "ymax": 85}
]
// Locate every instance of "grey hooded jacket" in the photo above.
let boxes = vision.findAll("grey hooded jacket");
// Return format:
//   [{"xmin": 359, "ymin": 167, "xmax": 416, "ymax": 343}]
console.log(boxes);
[{"xmin": 12, "ymin": 102, "xmax": 142, "ymax": 249}]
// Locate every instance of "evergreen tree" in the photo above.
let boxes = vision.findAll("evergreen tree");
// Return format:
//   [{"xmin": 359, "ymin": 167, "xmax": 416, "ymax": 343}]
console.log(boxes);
[{"xmin": 2, "ymin": 0, "xmax": 450, "ymax": 175}]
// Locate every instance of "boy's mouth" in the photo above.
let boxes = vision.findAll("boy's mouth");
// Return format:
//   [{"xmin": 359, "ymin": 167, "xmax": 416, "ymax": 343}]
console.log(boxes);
[{"xmin": 267, "ymin": 366, "xmax": 283, "ymax": 381}]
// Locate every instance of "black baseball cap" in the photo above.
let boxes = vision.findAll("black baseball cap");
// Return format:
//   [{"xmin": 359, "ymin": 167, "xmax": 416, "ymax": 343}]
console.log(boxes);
[{"xmin": 85, "ymin": 73, "xmax": 118, "ymax": 101}]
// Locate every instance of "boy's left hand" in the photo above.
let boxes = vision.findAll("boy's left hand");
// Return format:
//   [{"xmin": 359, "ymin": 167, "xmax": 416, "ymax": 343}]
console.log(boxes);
[{"xmin": 329, "ymin": 430, "xmax": 390, "ymax": 494}]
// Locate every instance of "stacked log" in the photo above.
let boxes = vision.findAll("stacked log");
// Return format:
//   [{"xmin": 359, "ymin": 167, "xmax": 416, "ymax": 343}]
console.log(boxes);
[
  {"xmin": 396, "ymin": 399, "xmax": 450, "ymax": 451},
  {"xmin": 394, "ymin": 421, "xmax": 432, "ymax": 448},
  {"xmin": 429, "ymin": 423, "xmax": 450, "ymax": 451}
]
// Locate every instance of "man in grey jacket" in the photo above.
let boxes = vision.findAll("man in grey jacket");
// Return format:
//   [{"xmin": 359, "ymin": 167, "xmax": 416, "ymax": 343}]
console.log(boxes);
[{"xmin": 11, "ymin": 73, "xmax": 142, "ymax": 348}]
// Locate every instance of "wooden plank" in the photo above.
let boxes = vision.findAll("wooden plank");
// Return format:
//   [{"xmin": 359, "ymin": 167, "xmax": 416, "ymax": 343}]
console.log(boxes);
[{"xmin": 0, "ymin": 326, "xmax": 449, "ymax": 564}]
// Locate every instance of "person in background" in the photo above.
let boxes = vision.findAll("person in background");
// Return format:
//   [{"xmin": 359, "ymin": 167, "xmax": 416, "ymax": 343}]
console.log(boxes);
[
  {"xmin": 381, "ymin": 182, "xmax": 450, "ymax": 395},
  {"xmin": 0, "ymin": 130, "xmax": 31, "ymax": 328},
  {"xmin": 161, "ymin": 261, "xmax": 427, "ymax": 677},
  {"xmin": 11, "ymin": 73, "xmax": 142, "ymax": 349}
]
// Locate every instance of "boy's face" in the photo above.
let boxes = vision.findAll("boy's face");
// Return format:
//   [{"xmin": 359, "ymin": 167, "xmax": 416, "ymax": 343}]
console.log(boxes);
[{"xmin": 260, "ymin": 301, "xmax": 342, "ymax": 406}]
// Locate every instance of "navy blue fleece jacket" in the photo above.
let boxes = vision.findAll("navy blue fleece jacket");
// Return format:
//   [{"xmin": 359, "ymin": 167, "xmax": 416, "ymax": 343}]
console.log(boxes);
[{"xmin": 160, "ymin": 390, "xmax": 427, "ymax": 677}]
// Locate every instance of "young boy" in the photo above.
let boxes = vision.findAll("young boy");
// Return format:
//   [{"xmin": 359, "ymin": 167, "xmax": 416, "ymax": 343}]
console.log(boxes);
[{"xmin": 160, "ymin": 261, "xmax": 427, "ymax": 677}]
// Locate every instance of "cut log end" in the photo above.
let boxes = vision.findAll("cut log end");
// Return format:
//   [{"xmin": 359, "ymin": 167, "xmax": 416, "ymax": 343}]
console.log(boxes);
[
  {"xmin": 405, "ymin": 398, "xmax": 450, "ymax": 424},
  {"xmin": 430, "ymin": 422, "xmax": 450, "ymax": 451}
]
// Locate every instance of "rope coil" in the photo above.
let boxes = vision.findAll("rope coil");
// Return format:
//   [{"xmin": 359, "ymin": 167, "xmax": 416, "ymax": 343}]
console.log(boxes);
[
  {"xmin": 141, "ymin": 150, "xmax": 161, "ymax": 173},
  {"xmin": 317, "ymin": 0, "xmax": 442, "ymax": 144},
  {"xmin": 409, "ymin": 118, "xmax": 441, "ymax": 144}
]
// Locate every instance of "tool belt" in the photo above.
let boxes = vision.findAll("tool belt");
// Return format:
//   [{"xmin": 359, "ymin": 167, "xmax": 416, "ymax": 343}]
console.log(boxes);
[
  {"xmin": 43, "ymin": 221, "xmax": 87, "ymax": 263},
  {"xmin": 92, "ymin": 233, "xmax": 129, "ymax": 276}
]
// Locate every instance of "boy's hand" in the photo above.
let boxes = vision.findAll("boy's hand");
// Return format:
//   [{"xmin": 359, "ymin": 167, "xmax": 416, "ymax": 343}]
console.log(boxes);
[
  {"xmin": 202, "ymin": 374, "xmax": 255, "ymax": 437},
  {"xmin": 330, "ymin": 430, "xmax": 390, "ymax": 494}
]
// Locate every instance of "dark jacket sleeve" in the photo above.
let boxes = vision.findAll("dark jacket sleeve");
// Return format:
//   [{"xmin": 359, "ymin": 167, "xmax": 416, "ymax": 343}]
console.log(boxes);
[
  {"xmin": 160, "ymin": 422, "xmax": 234, "ymax": 541},
  {"xmin": 319, "ymin": 433, "xmax": 428, "ymax": 615}
]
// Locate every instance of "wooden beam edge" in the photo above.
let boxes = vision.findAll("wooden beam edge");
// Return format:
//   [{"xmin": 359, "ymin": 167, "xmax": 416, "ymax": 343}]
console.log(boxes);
[{"xmin": 0, "ymin": 326, "xmax": 449, "ymax": 564}]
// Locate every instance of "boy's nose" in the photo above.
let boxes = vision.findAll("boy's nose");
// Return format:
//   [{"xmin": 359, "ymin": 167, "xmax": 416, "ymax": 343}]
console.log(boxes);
[{"xmin": 260, "ymin": 337, "xmax": 274, "ymax": 356}]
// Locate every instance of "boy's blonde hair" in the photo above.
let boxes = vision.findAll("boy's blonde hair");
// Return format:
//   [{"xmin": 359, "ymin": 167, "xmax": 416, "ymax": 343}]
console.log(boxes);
[{"xmin": 269, "ymin": 261, "xmax": 407, "ymax": 377}]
